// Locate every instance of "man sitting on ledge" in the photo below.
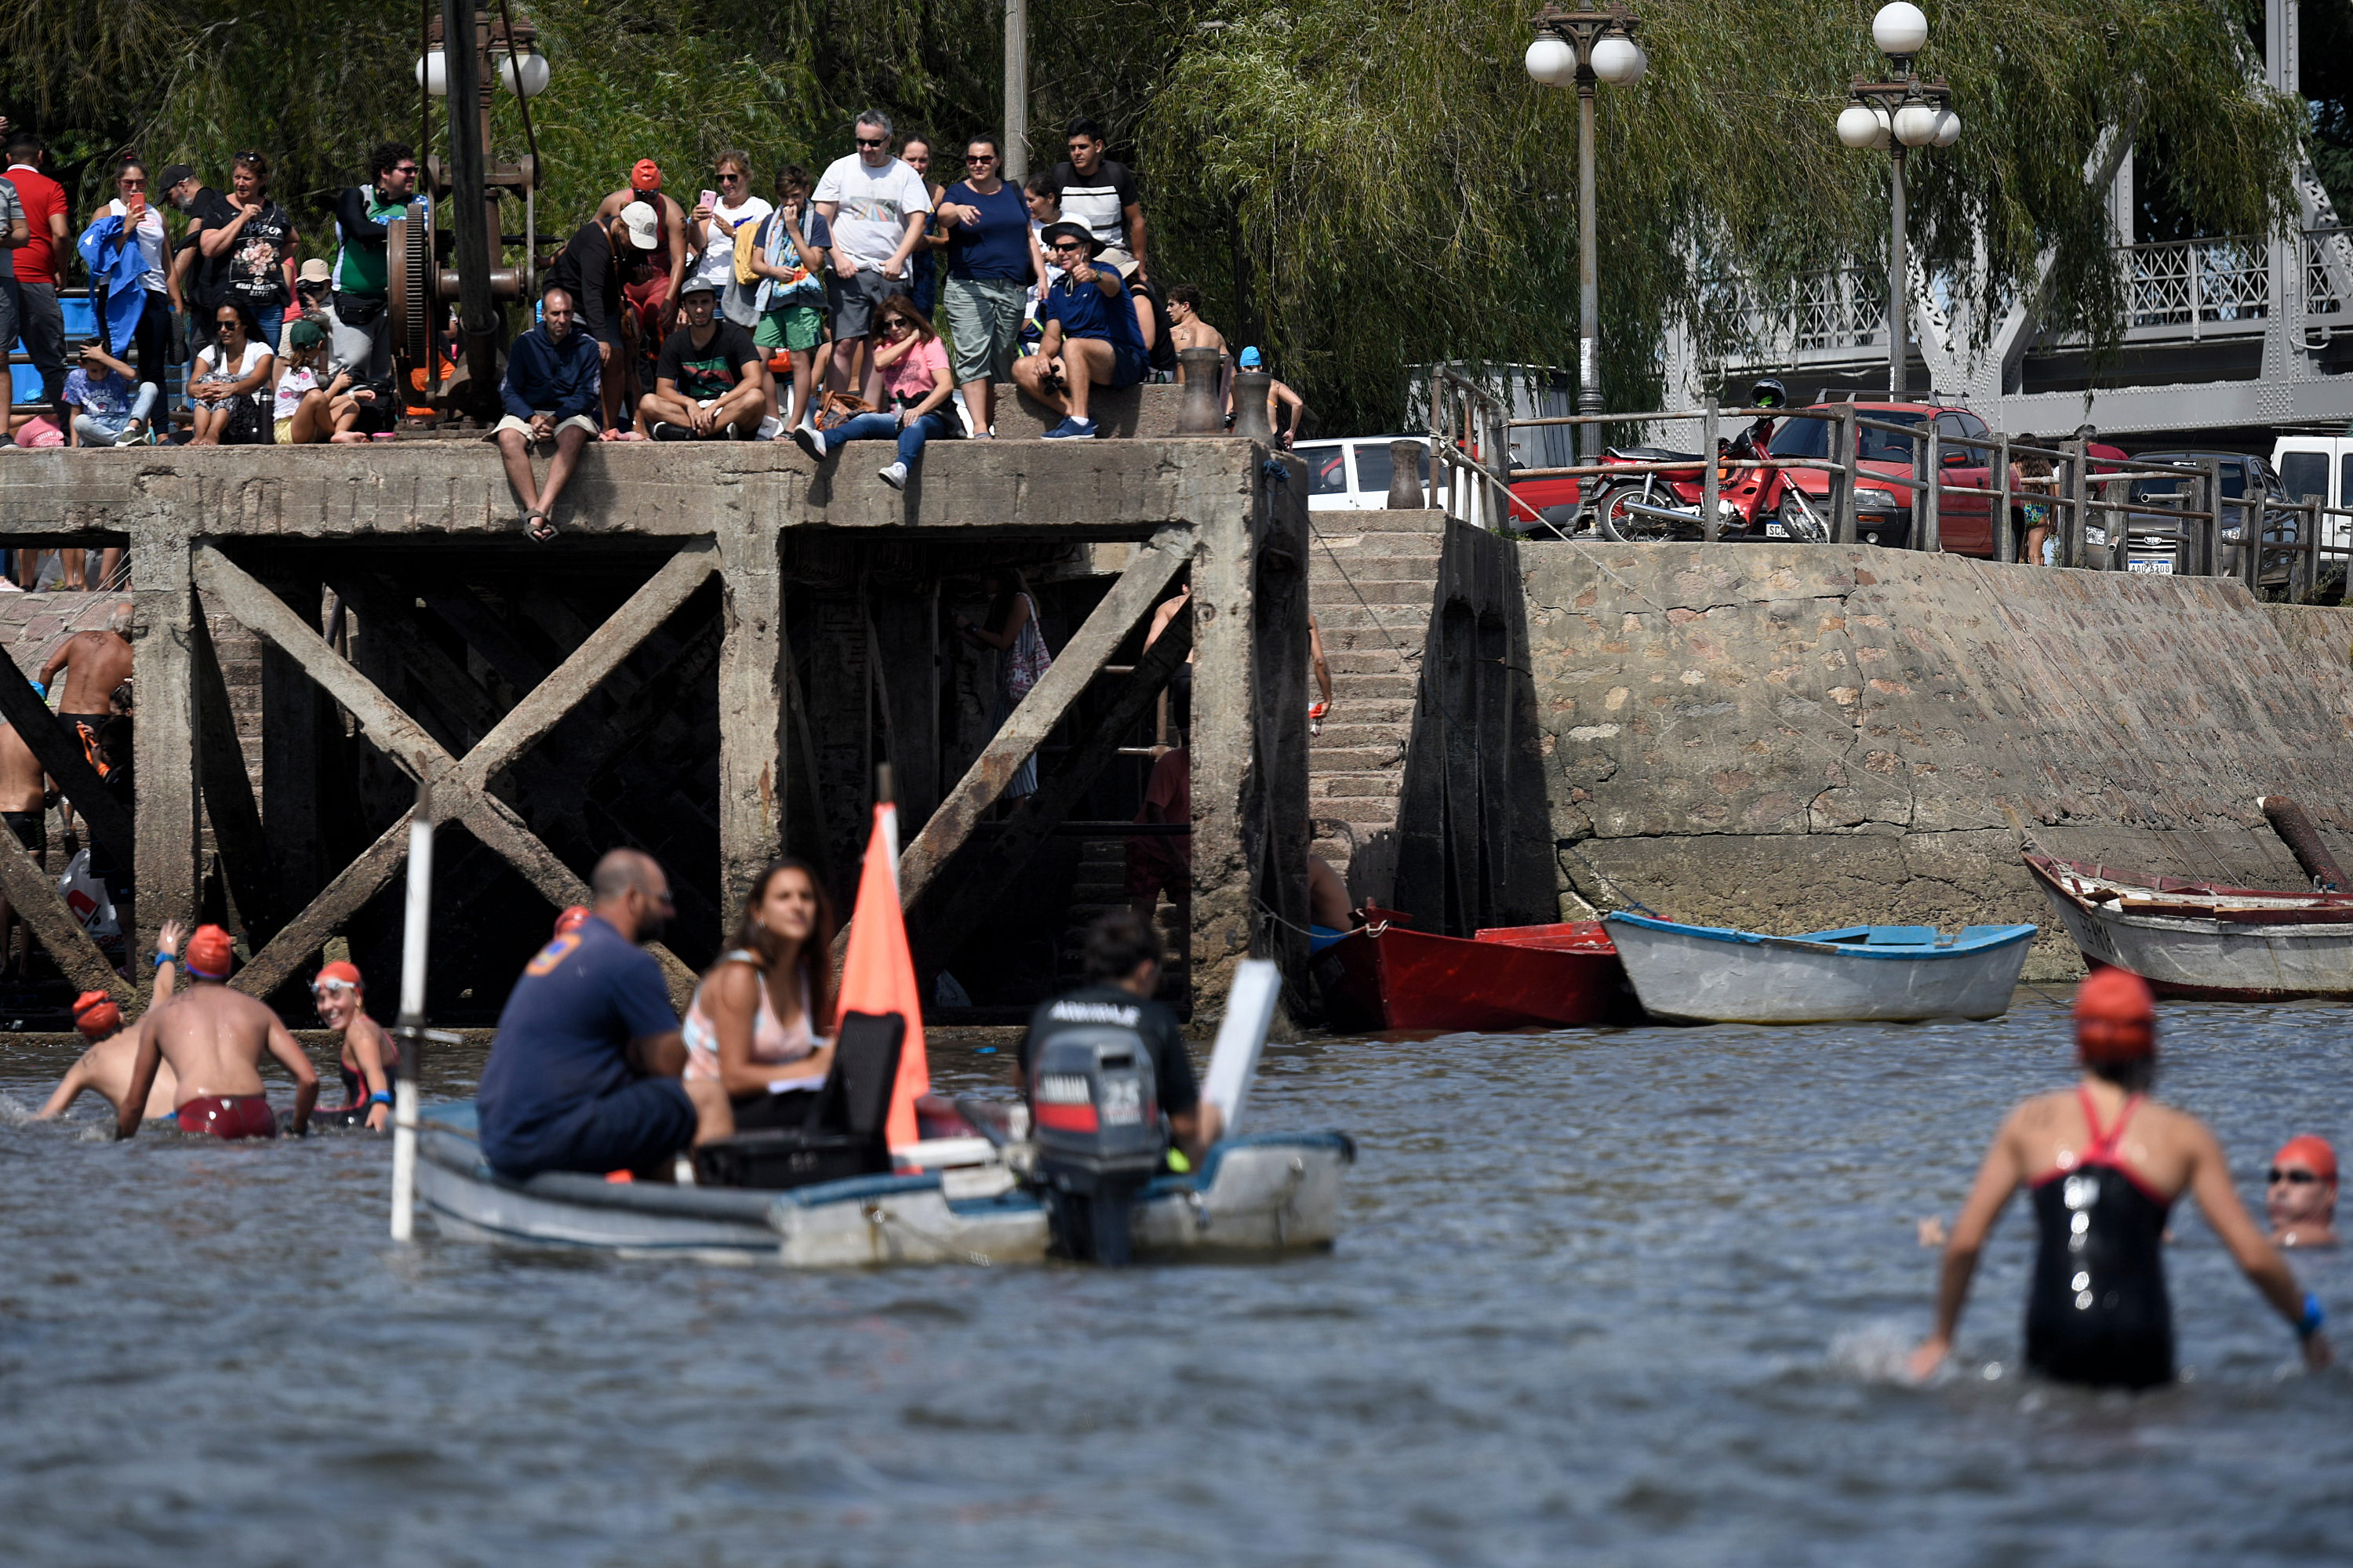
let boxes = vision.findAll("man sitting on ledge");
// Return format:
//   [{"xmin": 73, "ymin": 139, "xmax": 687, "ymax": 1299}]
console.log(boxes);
[
  {"xmin": 495, "ymin": 282, "xmax": 602, "ymax": 544},
  {"xmin": 476, "ymin": 849, "xmax": 729, "ymax": 1180},
  {"xmin": 1009, "ymin": 222, "xmax": 1147, "ymax": 440}
]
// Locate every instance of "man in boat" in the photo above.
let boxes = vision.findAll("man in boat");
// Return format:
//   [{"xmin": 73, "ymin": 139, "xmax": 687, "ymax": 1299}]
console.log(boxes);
[
  {"xmin": 120, "ymin": 922, "xmax": 317, "ymax": 1141},
  {"xmin": 2268, "ymin": 1136, "xmax": 2338, "ymax": 1248},
  {"xmin": 1017, "ymin": 910, "xmax": 1220, "ymax": 1166},
  {"xmin": 35, "ymin": 919, "xmax": 198, "ymax": 1122},
  {"xmin": 475, "ymin": 849, "xmax": 729, "ymax": 1179},
  {"xmin": 1908, "ymin": 968, "xmax": 2329, "ymax": 1388}
]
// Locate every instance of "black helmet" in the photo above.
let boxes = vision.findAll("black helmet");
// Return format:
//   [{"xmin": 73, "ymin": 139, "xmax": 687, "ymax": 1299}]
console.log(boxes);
[{"xmin": 1750, "ymin": 377, "xmax": 1787, "ymax": 411}]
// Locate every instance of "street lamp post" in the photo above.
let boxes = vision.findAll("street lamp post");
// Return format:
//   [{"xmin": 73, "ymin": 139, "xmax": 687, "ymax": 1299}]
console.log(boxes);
[
  {"xmin": 1835, "ymin": 2, "xmax": 1959, "ymax": 399},
  {"xmin": 1526, "ymin": 4, "xmax": 1647, "ymax": 464}
]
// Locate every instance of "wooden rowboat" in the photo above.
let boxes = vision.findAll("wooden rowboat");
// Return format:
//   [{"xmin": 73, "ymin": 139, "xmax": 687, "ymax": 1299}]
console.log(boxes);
[
  {"xmin": 1601, "ymin": 911, "xmax": 2036, "ymax": 1024},
  {"xmin": 1318, "ymin": 905, "xmax": 1638, "ymax": 1032},
  {"xmin": 2024, "ymin": 850, "xmax": 2353, "ymax": 1000}
]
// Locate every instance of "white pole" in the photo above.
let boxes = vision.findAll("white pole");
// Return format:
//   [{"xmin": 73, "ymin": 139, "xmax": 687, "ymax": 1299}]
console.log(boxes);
[
  {"xmin": 389, "ymin": 791, "xmax": 436, "ymax": 1242},
  {"xmin": 1004, "ymin": 0, "xmax": 1029, "ymax": 182}
]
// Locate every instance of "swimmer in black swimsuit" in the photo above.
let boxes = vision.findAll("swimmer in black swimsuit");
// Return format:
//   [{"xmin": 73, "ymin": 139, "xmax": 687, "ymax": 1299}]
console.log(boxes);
[
  {"xmin": 1910, "ymin": 968, "xmax": 2331, "ymax": 1388},
  {"xmin": 310, "ymin": 959, "xmax": 397, "ymax": 1130}
]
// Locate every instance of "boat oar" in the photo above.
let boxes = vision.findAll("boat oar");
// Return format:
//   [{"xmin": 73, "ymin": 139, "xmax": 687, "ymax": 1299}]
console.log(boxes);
[{"xmin": 390, "ymin": 784, "xmax": 438, "ymax": 1242}]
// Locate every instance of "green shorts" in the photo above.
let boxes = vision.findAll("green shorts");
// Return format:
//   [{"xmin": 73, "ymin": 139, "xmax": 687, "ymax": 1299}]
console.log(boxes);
[{"xmin": 755, "ymin": 304, "xmax": 824, "ymax": 353}]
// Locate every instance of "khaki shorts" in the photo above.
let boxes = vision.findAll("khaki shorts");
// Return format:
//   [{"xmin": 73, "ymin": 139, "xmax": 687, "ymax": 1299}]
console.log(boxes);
[{"xmin": 492, "ymin": 413, "xmax": 599, "ymax": 442}]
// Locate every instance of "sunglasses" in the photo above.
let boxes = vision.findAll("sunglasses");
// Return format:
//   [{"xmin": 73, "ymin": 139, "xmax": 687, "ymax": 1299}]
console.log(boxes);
[
  {"xmin": 392, "ymin": 164, "xmax": 420, "ymax": 175},
  {"xmin": 967, "ymin": 154, "xmax": 997, "ymax": 163},
  {"xmin": 1049, "ymin": 243, "xmax": 1086, "ymax": 255},
  {"xmin": 119, "ymin": 178, "xmax": 147, "ymax": 189},
  {"xmin": 2269, "ymin": 1167, "xmax": 2326, "ymax": 1184},
  {"xmin": 856, "ymin": 137, "xmax": 886, "ymax": 149},
  {"xmin": 718, "ymin": 171, "xmax": 744, "ymax": 181}
]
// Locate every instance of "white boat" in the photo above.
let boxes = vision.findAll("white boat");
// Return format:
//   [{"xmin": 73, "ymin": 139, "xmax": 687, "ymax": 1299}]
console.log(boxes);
[
  {"xmin": 413, "ymin": 1103, "xmax": 1354, "ymax": 1266},
  {"xmin": 1602, "ymin": 913, "xmax": 2037, "ymax": 1024},
  {"xmin": 2024, "ymin": 851, "xmax": 2353, "ymax": 1000}
]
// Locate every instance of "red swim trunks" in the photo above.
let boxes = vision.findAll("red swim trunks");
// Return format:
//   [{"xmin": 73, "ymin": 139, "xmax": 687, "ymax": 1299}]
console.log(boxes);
[{"xmin": 175, "ymin": 1094, "xmax": 278, "ymax": 1140}]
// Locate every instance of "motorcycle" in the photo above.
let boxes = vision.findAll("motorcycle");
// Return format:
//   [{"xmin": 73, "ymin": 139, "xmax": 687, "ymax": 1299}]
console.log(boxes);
[{"xmin": 1585, "ymin": 381, "xmax": 1829, "ymax": 545}]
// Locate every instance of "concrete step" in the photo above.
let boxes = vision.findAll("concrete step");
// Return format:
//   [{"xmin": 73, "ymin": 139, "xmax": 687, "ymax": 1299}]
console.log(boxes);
[
  {"xmin": 1312, "ymin": 602, "xmax": 1434, "ymax": 629},
  {"xmin": 1307, "ymin": 509, "xmax": 1449, "ymax": 533},
  {"xmin": 1310, "ymin": 534, "xmax": 1446, "ymax": 558},
  {"xmin": 1326, "ymin": 670, "xmax": 1420, "ymax": 697},
  {"xmin": 1311, "ymin": 772, "xmax": 1405, "ymax": 801},
  {"xmin": 1309, "ymin": 577, "xmax": 1439, "ymax": 603},
  {"xmin": 1310, "ymin": 723, "xmax": 1412, "ymax": 752},
  {"xmin": 1315, "ymin": 697, "xmax": 1416, "ymax": 726},
  {"xmin": 1306, "ymin": 742, "xmax": 1408, "ymax": 771}
]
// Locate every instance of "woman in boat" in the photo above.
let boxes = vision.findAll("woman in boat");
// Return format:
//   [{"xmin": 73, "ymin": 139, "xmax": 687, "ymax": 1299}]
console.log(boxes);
[
  {"xmin": 954, "ymin": 567, "xmax": 1052, "ymax": 799},
  {"xmin": 312, "ymin": 959, "xmax": 396, "ymax": 1130},
  {"xmin": 682, "ymin": 859, "xmax": 837, "ymax": 1139},
  {"xmin": 1909, "ymin": 967, "xmax": 2330, "ymax": 1389}
]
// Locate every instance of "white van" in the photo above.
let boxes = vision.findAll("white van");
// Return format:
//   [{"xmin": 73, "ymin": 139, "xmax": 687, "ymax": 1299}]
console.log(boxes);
[
  {"xmin": 2272, "ymin": 435, "xmax": 2353, "ymax": 547},
  {"xmin": 1297, "ymin": 436, "xmax": 1432, "ymax": 511}
]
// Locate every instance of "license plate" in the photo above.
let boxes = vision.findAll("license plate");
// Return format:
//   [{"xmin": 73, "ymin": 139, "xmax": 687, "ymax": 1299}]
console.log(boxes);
[
  {"xmin": 1764, "ymin": 522, "xmax": 1788, "ymax": 537},
  {"xmin": 2127, "ymin": 557, "xmax": 2174, "ymax": 574}
]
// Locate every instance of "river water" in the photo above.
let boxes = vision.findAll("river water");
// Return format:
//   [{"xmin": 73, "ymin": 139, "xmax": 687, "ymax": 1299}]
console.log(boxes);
[{"xmin": 2, "ymin": 996, "xmax": 2347, "ymax": 1565}]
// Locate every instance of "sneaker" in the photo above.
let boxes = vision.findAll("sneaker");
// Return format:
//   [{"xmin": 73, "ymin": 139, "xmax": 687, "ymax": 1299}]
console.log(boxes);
[
  {"xmin": 755, "ymin": 414, "xmax": 784, "ymax": 442},
  {"xmin": 791, "ymin": 422, "xmax": 827, "ymax": 459},
  {"xmin": 650, "ymin": 420, "xmax": 696, "ymax": 442},
  {"xmin": 878, "ymin": 460, "xmax": 909, "ymax": 490},
  {"xmin": 1042, "ymin": 416, "xmax": 1098, "ymax": 440}
]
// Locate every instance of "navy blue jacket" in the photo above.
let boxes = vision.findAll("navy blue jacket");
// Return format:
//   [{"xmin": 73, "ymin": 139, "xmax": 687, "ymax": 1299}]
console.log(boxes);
[{"xmin": 501, "ymin": 322, "xmax": 601, "ymax": 422}]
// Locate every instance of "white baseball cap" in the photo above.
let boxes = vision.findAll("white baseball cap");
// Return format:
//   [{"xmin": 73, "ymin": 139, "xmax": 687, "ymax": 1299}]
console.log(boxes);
[{"xmin": 620, "ymin": 200, "xmax": 660, "ymax": 250}]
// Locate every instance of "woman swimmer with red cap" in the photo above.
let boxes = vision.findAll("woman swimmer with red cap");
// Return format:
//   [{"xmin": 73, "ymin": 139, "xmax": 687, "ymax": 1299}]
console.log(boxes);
[
  {"xmin": 311, "ymin": 959, "xmax": 397, "ymax": 1131},
  {"xmin": 2268, "ymin": 1135, "xmax": 2339, "ymax": 1248},
  {"xmin": 1909, "ymin": 967, "xmax": 2333, "ymax": 1388}
]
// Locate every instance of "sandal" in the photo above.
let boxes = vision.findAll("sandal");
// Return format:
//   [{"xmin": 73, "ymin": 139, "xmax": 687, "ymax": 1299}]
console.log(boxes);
[{"xmin": 525, "ymin": 511, "xmax": 558, "ymax": 544}]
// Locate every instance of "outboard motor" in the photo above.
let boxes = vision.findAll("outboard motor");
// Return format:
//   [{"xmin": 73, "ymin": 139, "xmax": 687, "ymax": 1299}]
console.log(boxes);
[{"xmin": 1029, "ymin": 1025, "xmax": 1166, "ymax": 1264}]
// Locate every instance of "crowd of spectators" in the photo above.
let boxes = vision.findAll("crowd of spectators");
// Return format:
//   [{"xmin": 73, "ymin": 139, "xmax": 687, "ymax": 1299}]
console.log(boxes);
[{"xmin": 2, "ymin": 114, "xmax": 1284, "ymax": 541}]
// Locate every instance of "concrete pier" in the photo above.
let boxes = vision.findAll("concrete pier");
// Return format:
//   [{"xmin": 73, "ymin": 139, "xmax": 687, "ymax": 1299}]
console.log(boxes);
[{"xmin": 0, "ymin": 435, "xmax": 1311, "ymax": 1026}]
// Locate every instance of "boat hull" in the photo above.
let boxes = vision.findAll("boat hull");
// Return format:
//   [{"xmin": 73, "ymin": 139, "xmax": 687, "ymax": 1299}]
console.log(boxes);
[
  {"xmin": 2025, "ymin": 853, "xmax": 2353, "ymax": 1000},
  {"xmin": 1602, "ymin": 915, "xmax": 2035, "ymax": 1024},
  {"xmin": 416, "ymin": 1108, "xmax": 1351, "ymax": 1265},
  {"xmin": 1321, "ymin": 918, "xmax": 1634, "ymax": 1032}
]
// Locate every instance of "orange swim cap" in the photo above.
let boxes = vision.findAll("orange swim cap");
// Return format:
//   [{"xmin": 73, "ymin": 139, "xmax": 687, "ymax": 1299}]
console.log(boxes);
[
  {"xmin": 184, "ymin": 923, "xmax": 235, "ymax": 980},
  {"xmin": 72, "ymin": 990, "xmax": 122, "ymax": 1039},
  {"xmin": 315, "ymin": 959, "xmax": 363, "ymax": 992},
  {"xmin": 555, "ymin": 904, "xmax": 591, "ymax": 937},
  {"xmin": 631, "ymin": 158, "xmax": 663, "ymax": 192},
  {"xmin": 2275, "ymin": 1134, "xmax": 2339, "ymax": 1184},
  {"xmin": 2075, "ymin": 965, "xmax": 2156, "ymax": 1064}
]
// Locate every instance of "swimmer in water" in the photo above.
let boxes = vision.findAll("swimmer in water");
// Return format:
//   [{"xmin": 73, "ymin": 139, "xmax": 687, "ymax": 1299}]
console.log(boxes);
[
  {"xmin": 36, "ymin": 919, "xmax": 189, "ymax": 1122},
  {"xmin": 120, "ymin": 922, "xmax": 318, "ymax": 1141},
  {"xmin": 2267, "ymin": 1136, "xmax": 2339, "ymax": 1248},
  {"xmin": 311, "ymin": 960, "xmax": 396, "ymax": 1131},
  {"xmin": 1908, "ymin": 968, "xmax": 2330, "ymax": 1388}
]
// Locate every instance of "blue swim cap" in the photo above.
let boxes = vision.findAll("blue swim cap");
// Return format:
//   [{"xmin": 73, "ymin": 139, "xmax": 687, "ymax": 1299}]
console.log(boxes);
[{"xmin": 1238, "ymin": 346, "xmax": 1263, "ymax": 369}]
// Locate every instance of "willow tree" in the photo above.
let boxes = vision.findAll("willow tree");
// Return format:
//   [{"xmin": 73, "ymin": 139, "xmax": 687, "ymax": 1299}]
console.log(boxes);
[{"xmin": 2, "ymin": 0, "xmax": 2309, "ymax": 430}]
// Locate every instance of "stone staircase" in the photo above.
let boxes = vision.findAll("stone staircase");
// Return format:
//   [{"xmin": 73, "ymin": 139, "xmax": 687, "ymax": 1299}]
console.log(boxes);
[{"xmin": 1302, "ymin": 508, "xmax": 1449, "ymax": 905}]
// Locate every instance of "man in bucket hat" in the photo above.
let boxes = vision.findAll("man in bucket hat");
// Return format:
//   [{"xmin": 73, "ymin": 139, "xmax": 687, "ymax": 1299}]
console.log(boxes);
[{"xmin": 1008, "ymin": 220, "xmax": 1147, "ymax": 439}]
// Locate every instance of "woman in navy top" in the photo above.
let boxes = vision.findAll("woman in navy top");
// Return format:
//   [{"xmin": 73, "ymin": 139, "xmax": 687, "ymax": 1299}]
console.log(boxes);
[{"xmin": 936, "ymin": 135, "xmax": 1046, "ymax": 436}]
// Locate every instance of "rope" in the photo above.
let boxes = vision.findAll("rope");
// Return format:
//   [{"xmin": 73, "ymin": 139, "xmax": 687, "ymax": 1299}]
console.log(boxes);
[{"xmin": 1559, "ymin": 840, "xmax": 1661, "ymax": 918}]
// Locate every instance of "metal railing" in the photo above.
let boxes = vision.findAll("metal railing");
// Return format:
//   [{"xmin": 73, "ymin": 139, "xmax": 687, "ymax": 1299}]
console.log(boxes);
[
  {"xmin": 1427, "ymin": 389, "xmax": 2349, "ymax": 594},
  {"xmin": 2122, "ymin": 235, "xmax": 2269, "ymax": 333}
]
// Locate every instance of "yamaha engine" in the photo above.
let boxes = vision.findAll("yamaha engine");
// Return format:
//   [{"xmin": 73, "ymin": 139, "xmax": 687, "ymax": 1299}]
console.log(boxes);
[{"xmin": 1029, "ymin": 1026, "xmax": 1165, "ymax": 1264}]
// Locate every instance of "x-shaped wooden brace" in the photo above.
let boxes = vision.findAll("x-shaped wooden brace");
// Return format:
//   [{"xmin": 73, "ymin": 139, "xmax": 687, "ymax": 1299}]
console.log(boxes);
[{"xmin": 191, "ymin": 542, "xmax": 718, "ymax": 1002}]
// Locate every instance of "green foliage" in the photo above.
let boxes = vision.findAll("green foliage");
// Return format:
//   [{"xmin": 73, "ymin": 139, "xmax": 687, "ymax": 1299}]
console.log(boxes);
[{"xmin": 0, "ymin": 0, "xmax": 2313, "ymax": 431}]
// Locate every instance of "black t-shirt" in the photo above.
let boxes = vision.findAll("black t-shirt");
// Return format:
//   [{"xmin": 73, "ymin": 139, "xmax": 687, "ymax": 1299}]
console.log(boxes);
[
  {"xmin": 547, "ymin": 221, "xmax": 623, "ymax": 339},
  {"xmin": 225, "ymin": 201, "xmax": 295, "ymax": 306},
  {"xmin": 184, "ymin": 187, "xmax": 241, "ymax": 309},
  {"xmin": 1050, "ymin": 158, "xmax": 1140, "ymax": 253},
  {"xmin": 655, "ymin": 321, "xmax": 758, "ymax": 401},
  {"xmin": 1016, "ymin": 982, "xmax": 1198, "ymax": 1119}
]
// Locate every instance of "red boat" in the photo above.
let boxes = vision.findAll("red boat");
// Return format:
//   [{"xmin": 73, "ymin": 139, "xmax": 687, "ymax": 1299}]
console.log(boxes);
[{"xmin": 1318, "ymin": 905, "xmax": 1639, "ymax": 1032}]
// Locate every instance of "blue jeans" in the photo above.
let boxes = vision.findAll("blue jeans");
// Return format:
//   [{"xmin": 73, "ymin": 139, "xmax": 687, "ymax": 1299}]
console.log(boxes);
[
  {"xmin": 252, "ymin": 304, "xmax": 285, "ymax": 359},
  {"xmin": 831, "ymin": 408, "xmax": 958, "ymax": 467}
]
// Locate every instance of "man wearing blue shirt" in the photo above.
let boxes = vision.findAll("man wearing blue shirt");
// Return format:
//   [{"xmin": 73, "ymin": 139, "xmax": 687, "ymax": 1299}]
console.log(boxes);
[
  {"xmin": 493, "ymin": 282, "xmax": 602, "ymax": 544},
  {"xmin": 1010, "ymin": 222, "xmax": 1147, "ymax": 439},
  {"xmin": 476, "ymin": 849, "xmax": 726, "ymax": 1177}
]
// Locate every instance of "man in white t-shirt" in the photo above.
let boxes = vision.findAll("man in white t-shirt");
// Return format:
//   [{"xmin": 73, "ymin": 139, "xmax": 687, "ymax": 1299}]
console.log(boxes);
[{"xmin": 812, "ymin": 109, "xmax": 930, "ymax": 401}]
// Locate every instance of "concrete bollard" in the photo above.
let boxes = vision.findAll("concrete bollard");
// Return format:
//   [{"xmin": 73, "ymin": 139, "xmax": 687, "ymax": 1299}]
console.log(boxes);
[
  {"xmin": 1387, "ymin": 439, "xmax": 1427, "ymax": 509},
  {"xmin": 1175, "ymin": 348, "xmax": 1226, "ymax": 434},
  {"xmin": 1231, "ymin": 370, "xmax": 1275, "ymax": 442}
]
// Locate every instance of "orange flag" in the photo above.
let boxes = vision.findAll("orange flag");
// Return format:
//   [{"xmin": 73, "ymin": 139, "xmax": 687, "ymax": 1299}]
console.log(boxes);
[{"xmin": 838, "ymin": 799, "xmax": 930, "ymax": 1150}]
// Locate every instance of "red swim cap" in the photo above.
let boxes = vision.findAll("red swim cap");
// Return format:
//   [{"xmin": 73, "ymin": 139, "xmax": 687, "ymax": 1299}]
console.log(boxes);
[
  {"xmin": 2075, "ymin": 965, "xmax": 2156, "ymax": 1064},
  {"xmin": 555, "ymin": 904, "xmax": 591, "ymax": 937},
  {"xmin": 72, "ymin": 990, "xmax": 121, "ymax": 1039},
  {"xmin": 184, "ymin": 923, "xmax": 235, "ymax": 980},
  {"xmin": 2275, "ymin": 1134, "xmax": 2339, "ymax": 1184},
  {"xmin": 315, "ymin": 959, "xmax": 363, "ymax": 992},
  {"xmin": 631, "ymin": 158, "xmax": 662, "ymax": 191}
]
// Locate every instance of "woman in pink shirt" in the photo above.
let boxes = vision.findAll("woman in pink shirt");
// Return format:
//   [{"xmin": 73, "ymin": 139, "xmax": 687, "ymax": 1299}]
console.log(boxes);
[{"xmin": 789, "ymin": 294, "xmax": 957, "ymax": 491}]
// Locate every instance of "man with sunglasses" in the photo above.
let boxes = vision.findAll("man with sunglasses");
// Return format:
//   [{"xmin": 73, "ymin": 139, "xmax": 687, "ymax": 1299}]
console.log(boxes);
[
  {"xmin": 329, "ymin": 143, "xmax": 417, "ymax": 384},
  {"xmin": 1010, "ymin": 223, "xmax": 1148, "ymax": 439},
  {"xmin": 476, "ymin": 849, "xmax": 729, "ymax": 1180},
  {"xmin": 813, "ymin": 110, "xmax": 932, "ymax": 401},
  {"xmin": 2268, "ymin": 1137, "xmax": 2339, "ymax": 1248}
]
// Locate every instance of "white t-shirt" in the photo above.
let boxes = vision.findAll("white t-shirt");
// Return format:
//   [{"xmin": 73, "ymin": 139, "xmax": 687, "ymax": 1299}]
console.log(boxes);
[
  {"xmin": 687, "ymin": 195, "xmax": 773, "ymax": 293},
  {"xmin": 195, "ymin": 338, "xmax": 271, "ymax": 385},
  {"xmin": 812, "ymin": 155, "xmax": 931, "ymax": 272},
  {"xmin": 274, "ymin": 364, "xmax": 320, "ymax": 420},
  {"xmin": 106, "ymin": 198, "xmax": 169, "ymax": 291}
]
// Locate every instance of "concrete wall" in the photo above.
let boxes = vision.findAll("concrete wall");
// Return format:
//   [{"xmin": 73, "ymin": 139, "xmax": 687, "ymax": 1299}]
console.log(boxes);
[{"xmin": 1519, "ymin": 541, "xmax": 2353, "ymax": 979}]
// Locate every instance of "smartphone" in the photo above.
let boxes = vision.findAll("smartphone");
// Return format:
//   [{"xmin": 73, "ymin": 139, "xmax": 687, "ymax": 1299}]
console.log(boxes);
[{"xmin": 700, "ymin": 188, "xmax": 719, "ymax": 212}]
